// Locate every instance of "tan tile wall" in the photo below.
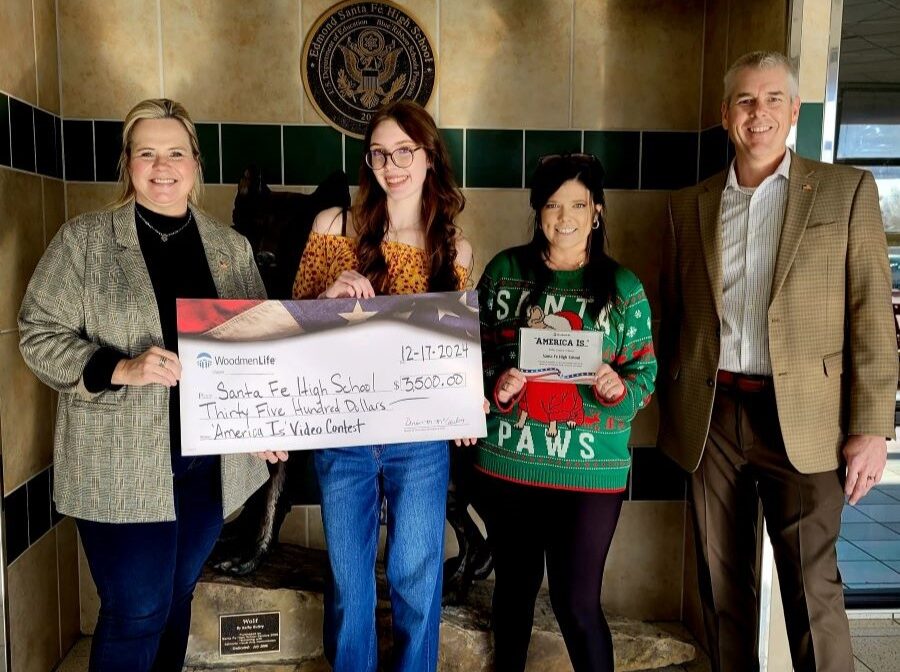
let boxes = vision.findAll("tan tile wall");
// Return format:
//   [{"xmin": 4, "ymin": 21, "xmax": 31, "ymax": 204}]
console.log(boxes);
[
  {"xmin": 440, "ymin": 0, "xmax": 573, "ymax": 128},
  {"xmin": 701, "ymin": 0, "xmax": 730, "ymax": 130},
  {"xmin": 681, "ymin": 505, "xmax": 706, "ymax": 647},
  {"xmin": 573, "ymin": 0, "xmax": 705, "ymax": 131},
  {"xmin": 78, "ymin": 539, "xmax": 100, "ymax": 635},
  {"xmin": 58, "ymin": 0, "xmax": 161, "ymax": 119},
  {"xmin": 64, "ymin": 182, "xmax": 120, "ymax": 219},
  {"xmin": 0, "ymin": 331, "xmax": 52, "ymax": 492},
  {"xmin": 798, "ymin": 0, "xmax": 832, "ymax": 102},
  {"xmin": 2, "ymin": 3, "xmax": 78, "ymax": 669},
  {"xmin": 51, "ymin": 0, "xmax": 786, "ymax": 130},
  {"xmin": 42, "ymin": 177, "xmax": 66, "ymax": 243},
  {"xmin": 162, "ymin": 0, "xmax": 304, "ymax": 123},
  {"xmin": 726, "ymin": 2, "xmax": 789, "ymax": 71},
  {"xmin": 51, "ymin": 0, "xmax": 790, "ymax": 132},
  {"xmin": 0, "ymin": 0, "xmax": 37, "ymax": 105},
  {"xmin": 264, "ymin": 501, "xmax": 688, "ymax": 621},
  {"xmin": 0, "ymin": 170, "xmax": 44, "ymax": 333},
  {"xmin": 199, "ymin": 184, "xmax": 314, "ymax": 228},
  {"xmin": 700, "ymin": 0, "xmax": 790, "ymax": 128},
  {"xmin": 7, "ymin": 531, "xmax": 59, "ymax": 672},
  {"xmin": 33, "ymin": 0, "xmax": 60, "ymax": 114},
  {"xmin": 765, "ymin": 565, "xmax": 793, "ymax": 671},
  {"xmin": 0, "ymin": 173, "xmax": 59, "ymax": 491},
  {"xmin": 604, "ymin": 501, "xmax": 686, "ymax": 619},
  {"xmin": 457, "ymin": 188, "xmax": 533, "ymax": 282},
  {"xmin": 0, "ymin": 166, "xmax": 78, "ymax": 668},
  {"xmin": 57, "ymin": 518, "xmax": 82, "ymax": 656}
]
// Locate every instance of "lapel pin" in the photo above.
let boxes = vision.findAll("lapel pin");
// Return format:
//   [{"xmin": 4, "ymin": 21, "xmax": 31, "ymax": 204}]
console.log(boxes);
[
  {"xmin": 219, "ymin": 260, "xmax": 229, "ymax": 270},
  {"xmin": 802, "ymin": 183, "xmax": 813, "ymax": 192}
]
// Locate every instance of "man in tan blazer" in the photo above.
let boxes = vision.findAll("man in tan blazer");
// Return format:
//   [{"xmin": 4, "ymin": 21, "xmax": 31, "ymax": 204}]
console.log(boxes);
[{"xmin": 658, "ymin": 51, "xmax": 897, "ymax": 672}]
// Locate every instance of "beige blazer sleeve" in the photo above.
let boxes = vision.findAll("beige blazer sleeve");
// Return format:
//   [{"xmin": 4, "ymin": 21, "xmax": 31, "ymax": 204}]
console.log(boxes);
[
  {"xmin": 845, "ymin": 170, "xmax": 897, "ymax": 438},
  {"xmin": 18, "ymin": 215, "xmax": 103, "ymax": 398}
]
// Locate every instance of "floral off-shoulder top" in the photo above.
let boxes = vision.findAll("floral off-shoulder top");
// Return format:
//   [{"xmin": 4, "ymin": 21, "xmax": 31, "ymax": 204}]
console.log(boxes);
[{"xmin": 292, "ymin": 231, "xmax": 470, "ymax": 299}]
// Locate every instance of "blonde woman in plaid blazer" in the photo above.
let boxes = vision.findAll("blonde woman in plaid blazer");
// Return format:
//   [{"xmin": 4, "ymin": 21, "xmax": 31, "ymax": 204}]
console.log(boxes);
[
  {"xmin": 18, "ymin": 99, "xmax": 269, "ymax": 672},
  {"xmin": 658, "ymin": 53, "xmax": 897, "ymax": 671}
]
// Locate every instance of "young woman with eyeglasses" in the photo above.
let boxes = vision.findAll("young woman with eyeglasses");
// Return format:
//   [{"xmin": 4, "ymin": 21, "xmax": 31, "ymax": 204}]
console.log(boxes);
[
  {"xmin": 475, "ymin": 154, "xmax": 657, "ymax": 672},
  {"xmin": 290, "ymin": 100, "xmax": 475, "ymax": 672}
]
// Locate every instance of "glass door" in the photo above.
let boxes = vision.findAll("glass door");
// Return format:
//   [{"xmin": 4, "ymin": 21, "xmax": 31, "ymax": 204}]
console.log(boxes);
[{"xmin": 828, "ymin": 1, "xmax": 900, "ymax": 609}]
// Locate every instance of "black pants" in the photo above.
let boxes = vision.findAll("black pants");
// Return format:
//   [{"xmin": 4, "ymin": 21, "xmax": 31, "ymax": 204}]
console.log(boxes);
[
  {"xmin": 479, "ymin": 472, "xmax": 625, "ymax": 672},
  {"xmin": 77, "ymin": 461, "xmax": 223, "ymax": 672}
]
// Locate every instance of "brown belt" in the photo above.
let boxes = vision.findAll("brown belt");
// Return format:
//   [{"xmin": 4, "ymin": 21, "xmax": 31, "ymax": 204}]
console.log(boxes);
[{"xmin": 716, "ymin": 370, "xmax": 772, "ymax": 393}]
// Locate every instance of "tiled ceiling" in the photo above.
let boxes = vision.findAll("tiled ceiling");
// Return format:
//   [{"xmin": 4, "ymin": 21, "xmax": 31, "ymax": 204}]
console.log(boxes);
[{"xmin": 839, "ymin": 0, "xmax": 900, "ymax": 83}]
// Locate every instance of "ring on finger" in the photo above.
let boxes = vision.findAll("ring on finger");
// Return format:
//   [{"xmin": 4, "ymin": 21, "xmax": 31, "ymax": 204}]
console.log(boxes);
[{"xmin": 158, "ymin": 356, "xmax": 167, "ymax": 368}]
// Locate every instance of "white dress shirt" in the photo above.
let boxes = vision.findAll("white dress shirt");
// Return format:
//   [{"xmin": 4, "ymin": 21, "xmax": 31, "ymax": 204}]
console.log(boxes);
[{"xmin": 718, "ymin": 151, "xmax": 791, "ymax": 375}]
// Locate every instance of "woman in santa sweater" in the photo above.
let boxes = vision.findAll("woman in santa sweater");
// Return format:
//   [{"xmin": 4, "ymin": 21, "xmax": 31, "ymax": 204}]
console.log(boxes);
[{"xmin": 476, "ymin": 153, "xmax": 657, "ymax": 672}]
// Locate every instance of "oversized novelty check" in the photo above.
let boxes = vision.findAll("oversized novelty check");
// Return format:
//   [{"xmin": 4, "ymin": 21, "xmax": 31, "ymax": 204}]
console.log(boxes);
[{"xmin": 177, "ymin": 292, "xmax": 486, "ymax": 456}]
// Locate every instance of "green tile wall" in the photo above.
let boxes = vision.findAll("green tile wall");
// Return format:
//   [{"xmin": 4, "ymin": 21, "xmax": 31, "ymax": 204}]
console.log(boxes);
[
  {"xmin": 344, "ymin": 136, "xmax": 366, "ymax": 186},
  {"xmin": 63, "ymin": 119, "xmax": 94, "ymax": 181},
  {"xmin": 524, "ymin": 130, "xmax": 582, "ymax": 187},
  {"xmin": 583, "ymin": 131, "xmax": 640, "ymax": 189},
  {"xmin": 197, "ymin": 123, "xmax": 220, "ymax": 184},
  {"xmin": 466, "ymin": 129, "xmax": 523, "ymax": 188},
  {"xmin": 10, "ymin": 97, "xmax": 35, "ymax": 173},
  {"xmin": 284, "ymin": 126, "xmax": 343, "ymax": 186},
  {"xmin": 222, "ymin": 123, "xmax": 282, "ymax": 185},
  {"xmin": 0, "ymin": 93, "xmax": 63, "ymax": 180},
  {"xmin": 32, "ymin": 113, "xmax": 734, "ymax": 191},
  {"xmin": 0, "ymin": 94, "xmax": 9, "ymax": 167},
  {"xmin": 796, "ymin": 102, "xmax": 824, "ymax": 161},
  {"xmin": 439, "ymin": 128, "xmax": 464, "ymax": 187},
  {"xmin": 641, "ymin": 131, "xmax": 698, "ymax": 190},
  {"xmin": 93, "ymin": 120, "xmax": 123, "ymax": 182}
]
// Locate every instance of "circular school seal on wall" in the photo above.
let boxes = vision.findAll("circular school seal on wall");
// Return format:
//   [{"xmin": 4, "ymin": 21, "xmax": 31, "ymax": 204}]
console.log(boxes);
[{"xmin": 302, "ymin": 1, "xmax": 437, "ymax": 137}]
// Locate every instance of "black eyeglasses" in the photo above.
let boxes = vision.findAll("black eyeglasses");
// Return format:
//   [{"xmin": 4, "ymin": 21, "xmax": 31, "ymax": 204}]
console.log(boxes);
[
  {"xmin": 365, "ymin": 146, "xmax": 424, "ymax": 170},
  {"xmin": 537, "ymin": 152, "xmax": 601, "ymax": 166}
]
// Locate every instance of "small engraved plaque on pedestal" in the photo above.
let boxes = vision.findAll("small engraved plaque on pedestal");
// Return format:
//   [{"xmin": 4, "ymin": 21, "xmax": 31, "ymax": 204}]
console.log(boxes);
[{"xmin": 219, "ymin": 611, "xmax": 280, "ymax": 656}]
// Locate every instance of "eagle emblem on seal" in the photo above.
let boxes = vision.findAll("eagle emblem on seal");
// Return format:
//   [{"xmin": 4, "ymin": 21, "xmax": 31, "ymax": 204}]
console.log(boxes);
[
  {"xmin": 302, "ymin": 1, "xmax": 436, "ymax": 136},
  {"xmin": 337, "ymin": 29, "xmax": 408, "ymax": 108}
]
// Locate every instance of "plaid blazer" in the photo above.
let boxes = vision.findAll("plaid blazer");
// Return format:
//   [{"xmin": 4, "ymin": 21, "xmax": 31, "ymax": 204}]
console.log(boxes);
[
  {"xmin": 18, "ymin": 204, "xmax": 270, "ymax": 522},
  {"xmin": 658, "ymin": 152, "xmax": 897, "ymax": 474}
]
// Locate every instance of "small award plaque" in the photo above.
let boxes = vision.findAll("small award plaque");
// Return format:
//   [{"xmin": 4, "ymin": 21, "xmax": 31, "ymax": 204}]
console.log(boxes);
[
  {"xmin": 518, "ymin": 328, "xmax": 603, "ymax": 384},
  {"xmin": 219, "ymin": 611, "xmax": 280, "ymax": 656}
]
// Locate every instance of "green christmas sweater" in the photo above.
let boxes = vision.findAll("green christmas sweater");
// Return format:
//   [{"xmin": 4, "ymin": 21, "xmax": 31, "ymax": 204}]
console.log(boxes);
[{"xmin": 476, "ymin": 247, "xmax": 657, "ymax": 492}]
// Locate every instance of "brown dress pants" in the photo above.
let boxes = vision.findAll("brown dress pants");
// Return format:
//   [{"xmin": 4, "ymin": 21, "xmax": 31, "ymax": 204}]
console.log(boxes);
[{"xmin": 690, "ymin": 385, "xmax": 851, "ymax": 672}]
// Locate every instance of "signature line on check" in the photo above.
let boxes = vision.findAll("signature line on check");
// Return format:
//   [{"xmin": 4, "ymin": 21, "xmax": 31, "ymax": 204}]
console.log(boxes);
[{"xmin": 390, "ymin": 397, "xmax": 429, "ymax": 406}]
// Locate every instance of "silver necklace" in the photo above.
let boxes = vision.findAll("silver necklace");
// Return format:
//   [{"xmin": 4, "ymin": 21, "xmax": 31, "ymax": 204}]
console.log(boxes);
[
  {"xmin": 136, "ymin": 207, "xmax": 193, "ymax": 242},
  {"xmin": 544, "ymin": 252, "xmax": 585, "ymax": 270}
]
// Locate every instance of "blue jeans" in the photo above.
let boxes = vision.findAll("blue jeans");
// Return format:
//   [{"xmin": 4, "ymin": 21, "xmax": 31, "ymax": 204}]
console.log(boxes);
[
  {"xmin": 314, "ymin": 441, "xmax": 449, "ymax": 672},
  {"xmin": 76, "ymin": 461, "xmax": 223, "ymax": 672}
]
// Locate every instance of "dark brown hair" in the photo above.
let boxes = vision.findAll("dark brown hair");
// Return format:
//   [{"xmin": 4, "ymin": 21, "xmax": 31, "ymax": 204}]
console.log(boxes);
[
  {"xmin": 521, "ymin": 154, "xmax": 618, "ymax": 322},
  {"xmin": 354, "ymin": 101, "xmax": 465, "ymax": 293}
]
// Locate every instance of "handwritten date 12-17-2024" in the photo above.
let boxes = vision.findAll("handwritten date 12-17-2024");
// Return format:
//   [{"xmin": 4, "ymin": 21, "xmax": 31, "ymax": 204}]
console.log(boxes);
[{"xmin": 400, "ymin": 343, "xmax": 469, "ymax": 362}]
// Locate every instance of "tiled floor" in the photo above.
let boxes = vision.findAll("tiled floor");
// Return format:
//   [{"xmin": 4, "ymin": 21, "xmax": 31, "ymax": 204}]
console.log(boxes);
[
  {"xmin": 849, "ymin": 615, "xmax": 900, "ymax": 672},
  {"xmin": 839, "ymin": 438, "xmax": 900, "ymax": 593}
]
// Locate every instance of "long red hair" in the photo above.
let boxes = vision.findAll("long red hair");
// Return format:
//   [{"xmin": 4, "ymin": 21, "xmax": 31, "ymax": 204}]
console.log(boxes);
[{"xmin": 354, "ymin": 101, "xmax": 465, "ymax": 293}]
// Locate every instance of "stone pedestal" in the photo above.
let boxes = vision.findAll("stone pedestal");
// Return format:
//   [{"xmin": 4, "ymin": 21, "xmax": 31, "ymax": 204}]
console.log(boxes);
[{"xmin": 186, "ymin": 544, "xmax": 696, "ymax": 671}]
